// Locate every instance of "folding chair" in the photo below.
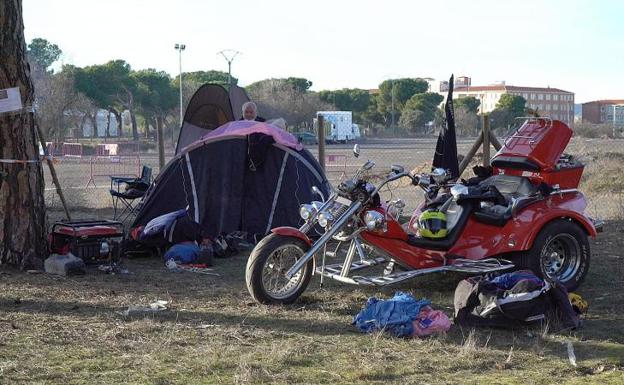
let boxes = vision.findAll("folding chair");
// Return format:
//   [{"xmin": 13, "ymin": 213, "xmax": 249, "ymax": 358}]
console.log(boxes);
[{"xmin": 110, "ymin": 165, "xmax": 152, "ymax": 223}]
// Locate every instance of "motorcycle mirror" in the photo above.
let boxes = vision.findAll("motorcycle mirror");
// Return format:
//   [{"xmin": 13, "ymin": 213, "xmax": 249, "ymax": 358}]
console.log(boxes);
[
  {"xmin": 311, "ymin": 186, "xmax": 326, "ymax": 202},
  {"xmin": 432, "ymin": 168, "xmax": 447, "ymax": 177},
  {"xmin": 431, "ymin": 168, "xmax": 448, "ymax": 183},
  {"xmin": 391, "ymin": 164, "xmax": 404, "ymax": 174},
  {"xmin": 353, "ymin": 144, "xmax": 360, "ymax": 158}
]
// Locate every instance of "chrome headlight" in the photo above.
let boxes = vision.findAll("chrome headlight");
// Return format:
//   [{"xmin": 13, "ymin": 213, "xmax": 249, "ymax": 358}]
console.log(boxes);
[
  {"xmin": 364, "ymin": 210, "xmax": 386, "ymax": 231},
  {"xmin": 317, "ymin": 211, "xmax": 334, "ymax": 228},
  {"xmin": 299, "ymin": 204, "xmax": 316, "ymax": 220}
]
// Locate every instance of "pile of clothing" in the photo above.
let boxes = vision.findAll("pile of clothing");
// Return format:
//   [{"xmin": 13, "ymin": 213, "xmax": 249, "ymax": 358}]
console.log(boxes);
[
  {"xmin": 353, "ymin": 292, "xmax": 451, "ymax": 338},
  {"xmin": 352, "ymin": 271, "xmax": 589, "ymax": 339}
]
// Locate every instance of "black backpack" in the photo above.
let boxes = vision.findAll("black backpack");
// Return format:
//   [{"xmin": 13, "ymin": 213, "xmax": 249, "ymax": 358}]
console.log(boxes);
[{"xmin": 454, "ymin": 270, "xmax": 551, "ymax": 327}]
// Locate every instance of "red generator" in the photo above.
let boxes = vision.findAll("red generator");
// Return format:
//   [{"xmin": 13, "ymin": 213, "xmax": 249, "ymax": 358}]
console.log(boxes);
[{"xmin": 49, "ymin": 220, "xmax": 124, "ymax": 264}]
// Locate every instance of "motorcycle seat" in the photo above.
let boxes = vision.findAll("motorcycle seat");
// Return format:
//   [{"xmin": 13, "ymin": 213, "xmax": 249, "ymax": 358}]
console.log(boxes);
[
  {"xmin": 473, "ymin": 195, "xmax": 543, "ymax": 227},
  {"xmin": 478, "ymin": 175, "xmax": 538, "ymax": 201}
]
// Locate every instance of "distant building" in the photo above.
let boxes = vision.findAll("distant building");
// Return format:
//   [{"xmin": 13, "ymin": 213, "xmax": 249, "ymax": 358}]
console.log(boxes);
[
  {"xmin": 450, "ymin": 83, "xmax": 575, "ymax": 126},
  {"xmin": 455, "ymin": 76, "xmax": 471, "ymax": 87},
  {"xmin": 424, "ymin": 77, "xmax": 449, "ymax": 93},
  {"xmin": 581, "ymin": 100, "xmax": 624, "ymax": 127}
]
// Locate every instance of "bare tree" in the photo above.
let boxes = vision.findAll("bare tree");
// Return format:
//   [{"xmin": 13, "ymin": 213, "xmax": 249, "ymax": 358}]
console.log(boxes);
[
  {"xmin": 398, "ymin": 109, "xmax": 424, "ymax": 134},
  {"xmin": 32, "ymin": 68, "xmax": 83, "ymax": 141},
  {"xmin": 0, "ymin": 0, "xmax": 48, "ymax": 268},
  {"xmin": 454, "ymin": 106, "xmax": 479, "ymax": 137},
  {"xmin": 249, "ymin": 80, "xmax": 331, "ymax": 128}
]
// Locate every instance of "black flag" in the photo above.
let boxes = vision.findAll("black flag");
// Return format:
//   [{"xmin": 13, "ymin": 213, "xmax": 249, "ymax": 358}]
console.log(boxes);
[{"xmin": 433, "ymin": 74, "xmax": 459, "ymax": 179}]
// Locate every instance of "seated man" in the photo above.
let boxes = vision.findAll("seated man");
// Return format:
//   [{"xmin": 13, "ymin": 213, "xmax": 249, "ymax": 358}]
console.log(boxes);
[{"xmin": 241, "ymin": 101, "xmax": 266, "ymax": 122}]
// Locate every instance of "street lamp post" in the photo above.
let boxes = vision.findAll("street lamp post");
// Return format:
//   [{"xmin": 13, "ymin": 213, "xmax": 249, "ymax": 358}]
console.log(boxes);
[
  {"xmin": 174, "ymin": 43, "xmax": 186, "ymax": 132},
  {"xmin": 391, "ymin": 79, "xmax": 395, "ymax": 131},
  {"xmin": 217, "ymin": 49, "xmax": 241, "ymax": 87}
]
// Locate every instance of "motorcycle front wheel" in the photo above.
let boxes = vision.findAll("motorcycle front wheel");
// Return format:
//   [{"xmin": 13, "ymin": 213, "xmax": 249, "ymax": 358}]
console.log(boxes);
[{"xmin": 245, "ymin": 234, "xmax": 313, "ymax": 304}]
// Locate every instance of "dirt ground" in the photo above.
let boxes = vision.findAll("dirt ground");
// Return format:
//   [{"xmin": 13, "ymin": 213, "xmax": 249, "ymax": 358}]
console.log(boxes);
[
  {"xmin": 0, "ymin": 218, "xmax": 622, "ymax": 384},
  {"xmin": 1, "ymin": 137, "xmax": 623, "ymax": 384}
]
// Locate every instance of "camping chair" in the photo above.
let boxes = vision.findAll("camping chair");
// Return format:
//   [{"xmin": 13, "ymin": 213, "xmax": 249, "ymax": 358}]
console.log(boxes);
[{"xmin": 110, "ymin": 165, "xmax": 152, "ymax": 223}]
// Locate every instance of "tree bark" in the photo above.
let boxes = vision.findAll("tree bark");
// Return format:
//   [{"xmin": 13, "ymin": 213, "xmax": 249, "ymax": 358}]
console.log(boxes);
[{"xmin": 0, "ymin": 0, "xmax": 48, "ymax": 268}]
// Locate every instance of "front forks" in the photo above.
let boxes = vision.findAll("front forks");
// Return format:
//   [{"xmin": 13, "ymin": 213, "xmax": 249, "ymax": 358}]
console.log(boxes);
[{"xmin": 285, "ymin": 201, "xmax": 362, "ymax": 279}]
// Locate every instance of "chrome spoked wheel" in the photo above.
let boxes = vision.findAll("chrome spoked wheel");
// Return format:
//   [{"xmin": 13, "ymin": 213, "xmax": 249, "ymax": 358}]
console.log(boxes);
[
  {"xmin": 260, "ymin": 244, "xmax": 308, "ymax": 300},
  {"xmin": 540, "ymin": 233, "xmax": 580, "ymax": 283}
]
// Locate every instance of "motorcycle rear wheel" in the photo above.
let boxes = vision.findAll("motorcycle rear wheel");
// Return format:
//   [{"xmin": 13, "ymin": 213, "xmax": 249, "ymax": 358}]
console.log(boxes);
[
  {"xmin": 522, "ymin": 219, "xmax": 590, "ymax": 291},
  {"xmin": 245, "ymin": 234, "xmax": 313, "ymax": 304}
]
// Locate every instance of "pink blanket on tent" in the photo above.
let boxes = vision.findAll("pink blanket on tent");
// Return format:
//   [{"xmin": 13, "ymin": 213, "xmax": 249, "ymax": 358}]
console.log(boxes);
[{"xmin": 199, "ymin": 120, "xmax": 303, "ymax": 151}]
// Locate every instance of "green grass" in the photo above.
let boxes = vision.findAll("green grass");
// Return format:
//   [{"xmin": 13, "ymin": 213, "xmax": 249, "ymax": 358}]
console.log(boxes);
[{"xmin": 1, "ymin": 222, "xmax": 623, "ymax": 384}]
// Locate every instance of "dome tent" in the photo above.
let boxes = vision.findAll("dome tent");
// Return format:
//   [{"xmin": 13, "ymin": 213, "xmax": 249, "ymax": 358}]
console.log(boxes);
[
  {"xmin": 133, "ymin": 120, "xmax": 330, "ymax": 242},
  {"xmin": 175, "ymin": 83, "xmax": 252, "ymax": 154}
]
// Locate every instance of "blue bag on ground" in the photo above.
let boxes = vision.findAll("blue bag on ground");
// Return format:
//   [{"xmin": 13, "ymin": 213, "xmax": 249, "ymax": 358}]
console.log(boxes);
[
  {"xmin": 353, "ymin": 292, "xmax": 431, "ymax": 337},
  {"xmin": 163, "ymin": 242, "xmax": 200, "ymax": 264}
]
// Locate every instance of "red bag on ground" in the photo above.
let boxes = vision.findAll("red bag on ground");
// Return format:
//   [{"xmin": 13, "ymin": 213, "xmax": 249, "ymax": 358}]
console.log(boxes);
[{"xmin": 411, "ymin": 306, "xmax": 452, "ymax": 337}]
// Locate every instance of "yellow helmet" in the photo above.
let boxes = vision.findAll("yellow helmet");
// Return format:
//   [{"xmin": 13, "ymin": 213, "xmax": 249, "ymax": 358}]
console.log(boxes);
[
  {"xmin": 418, "ymin": 209, "xmax": 448, "ymax": 239},
  {"xmin": 568, "ymin": 293, "xmax": 588, "ymax": 314}
]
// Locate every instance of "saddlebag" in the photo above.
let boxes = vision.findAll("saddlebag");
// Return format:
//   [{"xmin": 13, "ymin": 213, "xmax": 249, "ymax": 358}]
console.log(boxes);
[{"xmin": 454, "ymin": 270, "xmax": 551, "ymax": 327}]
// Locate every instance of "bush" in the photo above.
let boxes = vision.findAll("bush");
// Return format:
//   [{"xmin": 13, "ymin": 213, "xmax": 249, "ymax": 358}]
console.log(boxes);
[
  {"xmin": 82, "ymin": 144, "xmax": 95, "ymax": 156},
  {"xmin": 139, "ymin": 141, "xmax": 157, "ymax": 152},
  {"xmin": 574, "ymin": 122, "xmax": 617, "ymax": 138}
]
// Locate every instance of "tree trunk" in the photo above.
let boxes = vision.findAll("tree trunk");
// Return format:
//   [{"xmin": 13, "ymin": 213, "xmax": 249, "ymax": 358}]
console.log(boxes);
[
  {"xmin": 79, "ymin": 113, "xmax": 87, "ymax": 136},
  {"xmin": 90, "ymin": 113, "xmax": 97, "ymax": 137},
  {"xmin": 110, "ymin": 108, "xmax": 122, "ymax": 137},
  {"xmin": 127, "ymin": 91, "xmax": 138, "ymax": 140},
  {"xmin": 105, "ymin": 109, "xmax": 111, "ymax": 138},
  {"xmin": 143, "ymin": 117, "xmax": 151, "ymax": 139},
  {"xmin": 0, "ymin": 0, "xmax": 48, "ymax": 268}
]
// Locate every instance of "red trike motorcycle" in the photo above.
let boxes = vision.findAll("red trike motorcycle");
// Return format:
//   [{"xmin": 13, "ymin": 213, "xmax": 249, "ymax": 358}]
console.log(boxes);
[{"xmin": 246, "ymin": 118, "xmax": 602, "ymax": 304}]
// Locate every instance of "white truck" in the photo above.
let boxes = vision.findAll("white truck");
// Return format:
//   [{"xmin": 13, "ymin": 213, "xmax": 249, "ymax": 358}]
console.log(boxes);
[{"xmin": 315, "ymin": 111, "xmax": 361, "ymax": 143}]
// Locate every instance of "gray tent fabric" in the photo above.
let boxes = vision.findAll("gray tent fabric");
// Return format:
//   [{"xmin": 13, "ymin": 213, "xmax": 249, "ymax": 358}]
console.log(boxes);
[
  {"xmin": 176, "ymin": 122, "xmax": 215, "ymax": 154},
  {"xmin": 175, "ymin": 84, "xmax": 251, "ymax": 154},
  {"xmin": 228, "ymin": 85, "xmax": 251, "ymax": 121}
]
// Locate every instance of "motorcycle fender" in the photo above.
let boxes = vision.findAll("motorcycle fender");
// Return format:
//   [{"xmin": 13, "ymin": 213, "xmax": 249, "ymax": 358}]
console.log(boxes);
[
  {"xmin": 518, "ymin": 211, "xmax": 597, "ymax": 251},
  {"xmin": 270, "ymin": 227, "xmax": 312, "ymax": 246}
]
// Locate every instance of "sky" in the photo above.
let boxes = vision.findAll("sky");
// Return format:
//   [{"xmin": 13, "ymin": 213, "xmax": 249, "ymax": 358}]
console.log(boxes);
[{"xmin": 23, "ymin": 0, "xmax": 624, "ymax": 103}]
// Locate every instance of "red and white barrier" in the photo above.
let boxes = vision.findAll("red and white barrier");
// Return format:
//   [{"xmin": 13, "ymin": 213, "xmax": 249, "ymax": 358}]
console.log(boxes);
[
  {"xmin": 325, "ymin": 154, "xmax": 348, "ymax": 175},
  {"xmin": 61, "ymin": 143, "xmax": 83, "ymax": 158},
  {"xmin": 95, "ymin": 144, "xmax": 119, "ymax": 156}
]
